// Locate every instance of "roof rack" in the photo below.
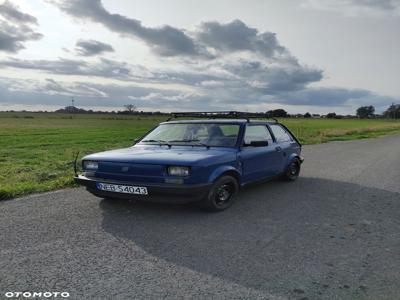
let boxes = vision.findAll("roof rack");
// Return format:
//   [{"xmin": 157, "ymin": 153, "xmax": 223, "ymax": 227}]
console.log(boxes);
[{"xmin": 167, "ymin": 111, "xmax": 278, "ymax": 123}]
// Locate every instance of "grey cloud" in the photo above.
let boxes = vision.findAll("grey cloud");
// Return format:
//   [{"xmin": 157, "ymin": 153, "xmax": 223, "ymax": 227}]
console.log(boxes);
[
  {"xmin": 52, "ymin": 1, "xmax": 297, "ymax": 59},
  {"xmin": 336, "ymin": 0, "xmax": 400, "ymax": 11},
  {"xmin": 0, "ymin": 56, "xmax": 222, "ymax": 85},
  {"xmin": 218, "ymin": 60, "xmax": 323, "ymax": 94},
  {"xmin": 355, "ymin": 0, "xmax": 400, "ymax": 10},
  {"xmin": 0, "ymin": 76, "xmax": 396, "ymax": 112},
  {"xmin": 0, "ymin": 2, "xmax": 42, "ymax": 53},
  {"xmin": 0, "ymin": 21, "xmax": 42, "ymax": 52},
  {"xmin": 1, "ymin": 3, "xmax": 389, "ymax": 111},
  {"xmin": 0, "ymin": 55, "xmax": 324, "ymax": 100},
  {"xmin": 276, "ymin": 87, "xmax": 372, "ymax": 106},
  {"xmin": 0, "ymin": 57, "xmax": 134, "ymax": 79},
  {"xmin": 51, "ymin": 0, "xmax": 329, "ymax": 65},
  {"xmin": 75, "ymin": 39, "xmax": 114, "ymax": 56},
  {"xmin": 195, "ymin": 85, "xmax": 395, "ymax": 110},
  {"xmin": 0, "ymin": 1, "xmax": 38, "ymax": 24},
  {"xmin": 265, "ymin": 87, "xmax": 396, "ymax": 112},
  {"xmin": 55, "ymin": 0, "xmax": 207, "ymax": 57},
  {"xmin": 37, "ymin": 79, "xmax": 108, "ymax": 97},
  {"xmin": 197, "ymin": 20, "xmax": 287, "ymax": 58},
  {"xmin": 0, "ymin": 77, "xmax": 216, "ymax": 110},
  {"xmin": 304, "ymin": 0, "xmax": 400, "ymax": 15}
]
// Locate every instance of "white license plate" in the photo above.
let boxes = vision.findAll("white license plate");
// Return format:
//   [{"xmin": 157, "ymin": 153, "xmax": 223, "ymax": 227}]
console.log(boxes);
[{"xmin": 96, "ymin": 182, "xmax": 148, "ymax": 195}]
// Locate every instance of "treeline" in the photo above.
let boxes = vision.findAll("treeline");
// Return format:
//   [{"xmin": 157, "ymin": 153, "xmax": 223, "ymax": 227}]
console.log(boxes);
[
  {"xmin": 53, "ymin": 106, "xmax": 168, "ymax": 116},
  {"xmin": 354, "ymin": 104, "xmax": 400, "ymax": 119},
  {"xmin": 4, "ymin": 103, "xmax": 400, "ymax": 119},
  {"xmin": 266, "ymin": 103, "xmax": 400, "ymax": 119}
]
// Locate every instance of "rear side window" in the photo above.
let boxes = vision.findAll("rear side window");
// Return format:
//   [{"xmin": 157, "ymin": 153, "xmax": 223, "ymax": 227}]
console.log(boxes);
[
  {"xmin": 244, "ymin": 125, "xmax": 273, "ymax": 144},
  {"xmin": 269, "ymin": 124, "xmax": 293, "ymax": 143}
]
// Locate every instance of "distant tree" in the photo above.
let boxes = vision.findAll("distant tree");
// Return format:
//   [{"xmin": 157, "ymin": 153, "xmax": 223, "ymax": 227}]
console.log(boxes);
[
  {"xmin": 57, "ymin": 105, "xmax": 83, "ymax": 114},
  {"xmin": 124, "ymin": 104, "xmax": 137, "ymax": 114},
  {"xmin": 267, "ymin": 109, "xmax": 288, "ymax": 118},
  {"xmin": 326, "ymin": 112, "xmax": 337, "ymax": 119},
  {"xmin": 356, "ymin": 105, "xmax": 375, "ymax": 118},
  {"xmin": 304, "ymin": 112, "xmax": 312, "ymax": 118},
  {"xmin": 383, "ymin": 103, "xmax": 400, "ymax": 119}
]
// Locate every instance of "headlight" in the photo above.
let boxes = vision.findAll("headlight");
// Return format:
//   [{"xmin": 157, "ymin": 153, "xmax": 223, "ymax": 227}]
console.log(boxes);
[
  {"xmin": 168, "ymin": 166, "xmax": 190, "ymax": 177},
  {"xmin": 83, "ymin": 161, "xmax": 98, "ymax": 170}
]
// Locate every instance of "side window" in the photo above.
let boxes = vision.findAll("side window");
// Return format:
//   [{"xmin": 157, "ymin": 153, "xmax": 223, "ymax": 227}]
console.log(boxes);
[
  {"xmin": 219, "ymin": 125, "xmax": 240, "ymax": 137},
  {"xmin": 269, "ymin": 124, "xmax": 293, "ymax": 143},
  {"xmin": 244, "ymin": 125, "xmax": 273, "ymax": 145}
]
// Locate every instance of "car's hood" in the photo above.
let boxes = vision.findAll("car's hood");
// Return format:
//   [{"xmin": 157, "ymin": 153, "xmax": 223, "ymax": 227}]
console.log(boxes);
[{"xmin": 83, "ymin": 145, "xmax": 237, "ymax": 166}]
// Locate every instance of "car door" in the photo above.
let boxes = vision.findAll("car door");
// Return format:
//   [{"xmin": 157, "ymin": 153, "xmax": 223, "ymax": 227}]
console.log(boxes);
[
  {"xmin": 268, "ymin": 124, "xmax": 297, "ymax": 173},
  {"xmin": 239, "ymin": 124, "xmax": 284, "ymax": 183}
]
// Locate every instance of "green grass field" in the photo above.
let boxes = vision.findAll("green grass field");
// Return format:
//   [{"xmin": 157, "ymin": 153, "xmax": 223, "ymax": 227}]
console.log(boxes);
[{"xmin": 1, "ymin": 112, "xmax": 399, "ymax": 200}]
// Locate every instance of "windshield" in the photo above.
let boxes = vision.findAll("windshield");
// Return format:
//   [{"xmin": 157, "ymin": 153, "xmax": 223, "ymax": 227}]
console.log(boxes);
[{"xmin": 140, "ymin": 123, "xmax": 240, "ymax": 147}]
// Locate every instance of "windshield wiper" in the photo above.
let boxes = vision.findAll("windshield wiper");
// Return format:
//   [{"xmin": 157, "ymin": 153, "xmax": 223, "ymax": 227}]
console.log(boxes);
[
  {"xmin": 141, "ymin": 139, "xmax": 171, "ymax": 146},
  {"xmin": 169, "ymin": 139, "xmax": 210, "ymax": 148}
]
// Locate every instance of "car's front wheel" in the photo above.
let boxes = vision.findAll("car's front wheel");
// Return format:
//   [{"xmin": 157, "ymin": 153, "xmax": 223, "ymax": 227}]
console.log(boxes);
[{"xmin": 201, "ymin": 175, "xmax": 239, "ymax": 212}]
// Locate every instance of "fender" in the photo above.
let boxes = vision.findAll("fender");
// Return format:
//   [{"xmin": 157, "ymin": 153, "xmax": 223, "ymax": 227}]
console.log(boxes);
[
  {"xmin": 208, "ymin": 165, "xmax": 241, "ymax": 184},
  {"xmin": 285, "ymin": 152, "xmax": 304, "ymax": 169}
]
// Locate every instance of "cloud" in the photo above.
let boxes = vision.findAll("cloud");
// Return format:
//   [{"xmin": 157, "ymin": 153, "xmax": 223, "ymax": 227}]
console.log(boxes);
[
  {"xmin": 0, "ymin": 55, "xmax": 324, "ymax": 98},
  {"xmin": 197, "ymin": 19, "xmax": 288, "ymax": 59},
  {"xmin": 0, "ymin": 1, "xmax": 42, "ymax": 53},
  {"xmin": 0, "ymin": 2, "xmax": 394, "ymax": 113},
  {"xmin": 37, "ymin": 79, "xmax": 108, "ymax": 97},
  {"xmin": 0, "ymin": 57, "xmax": 139, "ymax": 79},
  {"xmin": 0, "ymin": 76, "xmax": 395, "ymax": 113},
  {"xmin": 276, "ymin": 87, "xmax": 372, "ymax": 106},
  {"xmin": 47, "ymin": 1, "xmax": 322, "ymax": 95},
  {"xmin": 75, "ymin": 39, "xmax": 114, "ymax": 56},
  {"xmin": 52, "ymin": 0, "xmax": 208, "ymax": 57},
  {"xmin": 51, "ymin": 1, "xmax": 303, "ymax": 60},
  {"xmin": 0, "ymin": 77, "xmax": 217, "ymax": 110},
  {"xmin": 217, "ymin": 59, "xmax": 323, "ymax": 94},
  {"xmin": 0, "ymin": 0, "xmax": 38, "ymax": 24},
  {"xmin": 303, "ymin": 0, "xmax": 400, "ymax": 16}
]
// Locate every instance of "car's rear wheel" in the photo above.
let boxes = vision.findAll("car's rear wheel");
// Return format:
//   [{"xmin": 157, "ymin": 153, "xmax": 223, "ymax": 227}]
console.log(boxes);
[
  {"xmin": 201, "ymin": 175, "xmax": 239, "ymax": 212},
  {"xmin": 282, "ymin": 158, "xmax": 301, "ymax": 181}
]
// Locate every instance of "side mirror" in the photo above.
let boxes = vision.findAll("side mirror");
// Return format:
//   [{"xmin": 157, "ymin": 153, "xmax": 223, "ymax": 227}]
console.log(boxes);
[{"xmin": 246, "ymin": 140, "xmax": 269, "ymax": 147}]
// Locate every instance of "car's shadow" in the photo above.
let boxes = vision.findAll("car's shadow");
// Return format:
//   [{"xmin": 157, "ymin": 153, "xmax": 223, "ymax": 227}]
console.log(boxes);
[{"xmin": 99, "ymin": 177, "xmax": 400, "ymax": 299}]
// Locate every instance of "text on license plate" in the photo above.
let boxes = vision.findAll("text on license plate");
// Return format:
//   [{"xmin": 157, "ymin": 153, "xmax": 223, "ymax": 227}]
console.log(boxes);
[{"xmin": 96, "ymin": 182, "xmax": 148, "ymax": 195}]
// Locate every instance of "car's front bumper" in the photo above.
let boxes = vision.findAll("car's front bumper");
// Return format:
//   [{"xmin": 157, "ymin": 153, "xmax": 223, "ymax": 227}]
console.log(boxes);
[{"xmin": 74, "ymin": 175, "xmax": 211, "ymax": 204}]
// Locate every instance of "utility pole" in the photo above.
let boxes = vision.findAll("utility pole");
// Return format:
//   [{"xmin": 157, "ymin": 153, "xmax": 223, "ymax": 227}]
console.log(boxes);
[{"xmin": 70, "ymin": 97, "xmax": 76, "ymax": 117}]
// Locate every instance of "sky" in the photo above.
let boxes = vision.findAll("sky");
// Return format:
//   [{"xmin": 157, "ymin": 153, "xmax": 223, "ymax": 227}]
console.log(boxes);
[{"xmin": 0, "ymin": 0, "xmax": 399, "ymax": 114}]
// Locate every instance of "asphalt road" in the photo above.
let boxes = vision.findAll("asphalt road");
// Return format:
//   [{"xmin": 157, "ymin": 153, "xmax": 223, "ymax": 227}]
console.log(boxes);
[{"xmin": 1, "ymin": 135, "xmax": 400, "ymax": 300}]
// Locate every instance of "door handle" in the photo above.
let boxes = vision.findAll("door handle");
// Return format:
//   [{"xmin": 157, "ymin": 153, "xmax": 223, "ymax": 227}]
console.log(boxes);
[{"xmin": 275, "ymin": 146, "xmax": 282, "ymax": 152}]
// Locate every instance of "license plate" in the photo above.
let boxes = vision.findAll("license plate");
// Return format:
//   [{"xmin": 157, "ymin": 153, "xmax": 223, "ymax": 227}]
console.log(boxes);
[{"xmin": 96, "ymin": 182, "xmax": 148, "ymax": 195}]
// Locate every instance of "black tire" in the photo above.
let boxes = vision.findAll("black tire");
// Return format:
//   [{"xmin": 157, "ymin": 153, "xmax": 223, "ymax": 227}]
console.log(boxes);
[
  {"xmin": 201, "ymin": 175, "xmax": 239, "ymax": 212},
  {"xmin": 282, "ymin": 158, "xmax": 301, "ymax": 181}
]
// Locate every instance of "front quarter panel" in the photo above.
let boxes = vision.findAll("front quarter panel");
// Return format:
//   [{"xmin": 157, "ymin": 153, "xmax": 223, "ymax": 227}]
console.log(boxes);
[
  {"xmin": 208, "ymin": 164, "xmax": 241, "ymax": 184},
  {"xmin": 184, "ymin": 150, "xmax": 240, "ymax": 184}
]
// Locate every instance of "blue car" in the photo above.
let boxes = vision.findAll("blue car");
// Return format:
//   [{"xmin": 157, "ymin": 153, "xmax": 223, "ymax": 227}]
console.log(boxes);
[{"xmin": 74, "ymin": 112, "xmax": 303, "ymax": 211}]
